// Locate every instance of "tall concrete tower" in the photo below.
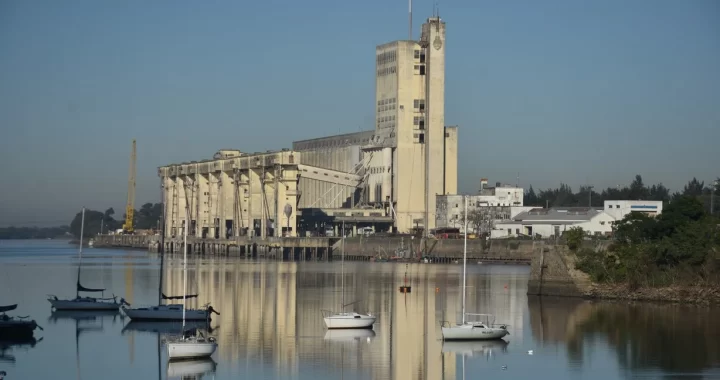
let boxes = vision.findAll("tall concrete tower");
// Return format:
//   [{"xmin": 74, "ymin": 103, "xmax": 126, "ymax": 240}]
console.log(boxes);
[{"xmin": 372, "ymin": 16, "xmax": 453, "ymax": 233}]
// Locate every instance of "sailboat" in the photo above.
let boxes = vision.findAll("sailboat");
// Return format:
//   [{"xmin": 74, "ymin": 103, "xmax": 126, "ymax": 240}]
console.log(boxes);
[
  {"xmin": 0, "ymin": 304, "xmax": 41, "ymax": 340},
  {"xmin": 322, "ymin": 221, "xmax": 376, "ymax": 329},
  {"xmin": 48, "ymin": 207, "xmax": 128, "ymax": 311},
  {"xmin": 441, "ymin": 196, "xmax": 509, "ymax": 341},
  {"xmin": 122, "ymin": 219, "xmax": 219, "ymax": 321},
  {"xmin": 166, "ymin": 210, "xmax": 217, "ymax": 360}
]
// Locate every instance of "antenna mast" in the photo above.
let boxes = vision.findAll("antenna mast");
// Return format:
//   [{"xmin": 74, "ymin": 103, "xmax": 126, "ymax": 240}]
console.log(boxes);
[
  {"xmin": 123, "ymin": 139, "xmax": 137, "ymax": 234},
  {"xmin": 408, "ymin": 0, "xmax": 412, "ymax": 40}
]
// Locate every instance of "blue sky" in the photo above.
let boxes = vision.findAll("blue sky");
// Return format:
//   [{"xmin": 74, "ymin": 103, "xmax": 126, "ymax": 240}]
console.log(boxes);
[{"xmin": 1, "ymin": 0, "xmax": 718, "ymax": 226}]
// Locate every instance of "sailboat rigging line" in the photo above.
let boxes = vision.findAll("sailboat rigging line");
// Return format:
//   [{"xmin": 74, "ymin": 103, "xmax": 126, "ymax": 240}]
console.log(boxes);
[
  {"xmin": 76, "ymin": 207, "xmax": 85, "ymax": 299},
  {"xmin": 462, "ymin": 195, "xmax": 467, "ymax": 325}
]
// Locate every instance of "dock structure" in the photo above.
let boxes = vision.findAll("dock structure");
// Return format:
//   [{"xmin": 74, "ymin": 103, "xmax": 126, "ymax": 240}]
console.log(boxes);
[
  {"xmin": 96, "ymin": 234, "xmax": 339, "ymax": 261},
  {"xmin": 95, "ymin": 234, "xmax": 534, "ymax": 265}
]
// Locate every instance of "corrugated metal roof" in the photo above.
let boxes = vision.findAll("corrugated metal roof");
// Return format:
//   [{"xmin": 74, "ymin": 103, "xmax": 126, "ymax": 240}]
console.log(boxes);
[{"xmin": 502, "ymin": 207, "xmax": 603, "ymax": 223}]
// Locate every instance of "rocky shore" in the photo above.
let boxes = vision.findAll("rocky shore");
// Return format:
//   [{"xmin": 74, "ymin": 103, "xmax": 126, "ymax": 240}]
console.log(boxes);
[{"xmin": 584, "ymin": 283, "xmax": 720, "ymax": 306}]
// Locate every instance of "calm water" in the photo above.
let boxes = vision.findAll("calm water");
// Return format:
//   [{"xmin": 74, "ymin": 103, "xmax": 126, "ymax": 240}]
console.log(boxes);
[{"xmin": 1, "ymin": 240, "xmax": 719, "ymax": 380}]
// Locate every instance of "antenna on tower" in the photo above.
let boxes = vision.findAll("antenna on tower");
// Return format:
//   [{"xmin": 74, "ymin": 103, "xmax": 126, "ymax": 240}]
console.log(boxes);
[{"xmin": 408, "ymin": 0, "xmax": 412, "ymax": 40}]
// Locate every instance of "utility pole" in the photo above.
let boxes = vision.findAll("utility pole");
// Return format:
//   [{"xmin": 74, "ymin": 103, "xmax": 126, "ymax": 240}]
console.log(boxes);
[
  {"xmin": 588, "ymin": 185, "xmax": 594, "ymax": 207},
  {"xmin": 712, "ymin": 179, "xmax": 718, "ymax": 215}
]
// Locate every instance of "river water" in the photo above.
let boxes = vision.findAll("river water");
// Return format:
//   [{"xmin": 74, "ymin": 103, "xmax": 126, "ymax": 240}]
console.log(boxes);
[{"xmin": 1, "ymin": 240, "xmax": 719, "ymax": 379}]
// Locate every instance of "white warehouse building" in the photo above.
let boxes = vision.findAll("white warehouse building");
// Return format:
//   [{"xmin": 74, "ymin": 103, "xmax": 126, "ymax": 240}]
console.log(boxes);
[
  {"xmin": 604, "ymin": 200, "xmax": 663, "ymax": 220},
  {"xmin": 491, "ymin": 207, "xmax": 616, "ymax": 239}
]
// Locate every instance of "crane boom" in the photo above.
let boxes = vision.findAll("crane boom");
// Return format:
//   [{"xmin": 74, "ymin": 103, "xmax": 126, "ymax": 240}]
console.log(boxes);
[{"xmin": 123, "ymin": 139, "xmax": 137, "ymax": 233}]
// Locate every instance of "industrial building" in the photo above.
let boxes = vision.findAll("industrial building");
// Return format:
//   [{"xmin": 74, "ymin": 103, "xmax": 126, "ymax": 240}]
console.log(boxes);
[
  {"xmin": 435, "ymin": 179, "xmax": 530, "ymax": 233},
  {"xmin": 603, "ymin": 200, "xmax": 663, "ymax": 219},
  {"xmin": 491, "ymin": 207, "xmax": 616, "ymax": 239},
  {"xmin": 158, "ymin": 16, "xmax": 457, "ymax": 237}
]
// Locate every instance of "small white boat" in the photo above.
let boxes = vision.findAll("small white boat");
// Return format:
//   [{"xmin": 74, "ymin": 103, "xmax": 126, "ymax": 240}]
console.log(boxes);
[
  {"xmin": 122, "ymin": 303, "xmax": 217, "ymax": 321},
  {"xmin": 166, "ymin": 357, "xmax": 216, "ymax": 377},
  {"xmin": 441, "ymin": 314, "xmax": 510, "ymax": 341},
  {"xmin": 322, "ymin": 222, "xmax": 376, "ymax": 330},
  {"xmin": 322, "ymin": 311, "xmax": 376, "ymax": 329},
  {"xmin": 441, "ymin": 196, "xmax": 509, "ymax": 342},
  {"xmin": 166, "ymin": 211, "xmax": 218, "ymax": 360},
  {"xmin": 167, "ymin": 330, "xmax": 217, "ymax": 360}
]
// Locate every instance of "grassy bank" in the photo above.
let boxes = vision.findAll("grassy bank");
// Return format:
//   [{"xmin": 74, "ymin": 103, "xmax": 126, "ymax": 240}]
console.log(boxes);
[{"xmin": 565, "ymin": 196, "xmax": 720, "ymax": 304}]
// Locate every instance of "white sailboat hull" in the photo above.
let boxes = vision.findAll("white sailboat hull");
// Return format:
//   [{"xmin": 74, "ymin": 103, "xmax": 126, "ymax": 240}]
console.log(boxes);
[
  {"xmin": 48, "ymin": 298, "xmax": 121, "ymax": 311},
  {"xmin": 123, "ymin": 305, "xmax": 210, "ymax": 321},
  {"xmin": 167, "ymin": 341, "xmax": 217, "ymax": 359},
  {"xmin": 323, "ymin": 313, "xmax": 376, "ymax": 329},
  {"xmin": 441, "ymin": 324, "xmax": 509, "ymax": 341}
]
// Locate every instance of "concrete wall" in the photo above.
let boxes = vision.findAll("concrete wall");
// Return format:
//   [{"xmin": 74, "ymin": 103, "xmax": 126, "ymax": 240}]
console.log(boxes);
[
  {"xmin": 527, "ymin": 241, "xmax": 606, "ymax": 298},
  {"xmin": 333, "ymin": 236, "xmax": 536, "ymax": 261},
  {"xmin": 443, "ymin": 126, "xmax": 457, "ymax": 195}
]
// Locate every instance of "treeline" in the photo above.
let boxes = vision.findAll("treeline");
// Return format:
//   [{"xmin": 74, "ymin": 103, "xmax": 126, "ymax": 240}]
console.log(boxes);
[
  {"xmin": 571, "ymin": 195, "xmax": 720, "ymax": 287},
  {"xmin": 69, "ymin": 203, "xmax": 163, "ymax": 238},
  {"xmin": 525, "ymin": 175, "xmax": 720, "ymax": 213},
  {"xmin": 0, "ymin": 226, "xmax": 70, "ymax": 240}
]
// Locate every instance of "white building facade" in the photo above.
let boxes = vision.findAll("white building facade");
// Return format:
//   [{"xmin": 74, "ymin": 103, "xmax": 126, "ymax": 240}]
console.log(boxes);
[
  {"xmin": 491, "ymin": 207, "xmax": 616, "ymax": 239},
  {"xmin": 603, "ymin": 200, "xmax": 663, "ymax": 220},
  {"xmin": 436, "ymin": 181, "xmax": 532, "ymax": 233}
]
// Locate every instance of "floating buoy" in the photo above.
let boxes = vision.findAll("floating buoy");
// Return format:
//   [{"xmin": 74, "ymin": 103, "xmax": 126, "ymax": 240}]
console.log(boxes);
[{"xmin": 399, "ymin": 263, "xmax": 411, "ymax": 293}]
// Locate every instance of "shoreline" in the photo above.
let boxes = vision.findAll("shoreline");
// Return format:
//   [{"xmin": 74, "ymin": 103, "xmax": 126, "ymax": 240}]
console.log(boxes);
[
  {"xmin": 583, "ymin": 283, "xmax": 720, "ymax": 306},
  {"xmin": 527, "ymin": 246, "xmax": 720, "ymax": 306}
]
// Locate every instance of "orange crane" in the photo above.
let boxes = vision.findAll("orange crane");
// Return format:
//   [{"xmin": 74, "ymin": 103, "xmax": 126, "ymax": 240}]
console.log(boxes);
[{"xmin": 122, "ymin": 139, "xmax": 137, "ymax": 234}]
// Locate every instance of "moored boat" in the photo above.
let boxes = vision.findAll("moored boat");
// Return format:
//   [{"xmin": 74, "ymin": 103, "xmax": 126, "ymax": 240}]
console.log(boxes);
[
  {"xmin": 48, "ymin": 207, "xmax": 127, "ymax": 311},
  {"xmin": 440, "ymin": 196, "xmax": 509, "ymax": 342},
  {"xmin": 0, "ymin": 305, "xmax": 41, "ymax": 340}
]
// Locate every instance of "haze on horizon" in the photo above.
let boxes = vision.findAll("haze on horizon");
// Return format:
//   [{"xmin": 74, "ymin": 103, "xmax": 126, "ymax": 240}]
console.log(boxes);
[{"xmin": 0, "ymin": 0, "xmax": 718, "ymax": 227}]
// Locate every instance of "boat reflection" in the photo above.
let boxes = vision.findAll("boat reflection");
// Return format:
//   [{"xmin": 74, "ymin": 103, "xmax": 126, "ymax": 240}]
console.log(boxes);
[
  {"xmin": 121, "ymin": 320, "xmax": 217, "ymax": 336},
  {"xmin": 0, "ymin": 337, "xmax": 43, "ymax": 363},
  {"xmin": 441, "ymin": 339, "xmax": 509, "ymax": 357},
  {"xmin": 166, "ymin": 357, "xmax": 217, "ymax": 378},
  {"xmin": 324, "ymin": 328, "xmax": 376, "ymax": 343},
  {"xmin": 48, "ymin": 309, "xmax": 122, "ymax": 323}
]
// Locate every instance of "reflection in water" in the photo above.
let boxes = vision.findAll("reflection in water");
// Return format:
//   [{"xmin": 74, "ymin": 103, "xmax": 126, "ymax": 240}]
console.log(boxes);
[
  {"xmin": 159, "ymin": 258, "xmax": 526, "ymax": 380},
  {"xmin": 324, "ymin": 328, "xmax": 376, "ymax": 343},
  {"xmin": 441, "ymin": 340, "xmax": 509, "ymax": 358},
  {"xmin": 529, "ymin": 296, "xmax": 720, "ymax": 375},
  {"xmin": 121, "ymin": 320, "xmax": 218, "ymax": 336},
  {"xmin": 167, "ymin": 357, "xmax": 217, "ymax": 379},
  {"xmin": 0, "ymin": 337, "xmax": 42, "ymax": 363}
]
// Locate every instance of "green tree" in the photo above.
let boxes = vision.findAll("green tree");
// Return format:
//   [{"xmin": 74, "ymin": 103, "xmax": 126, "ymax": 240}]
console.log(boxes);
[{"xmin": 565, "ymin": 226, "xmax": 584, "ymax": 251}]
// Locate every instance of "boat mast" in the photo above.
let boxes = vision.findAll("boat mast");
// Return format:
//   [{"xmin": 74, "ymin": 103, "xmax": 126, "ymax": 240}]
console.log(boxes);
[
  {"xmin": 462, "ymin": 196, "xmax": 467, "ymax": 325},
  {"xmin": 77, "ymin": 207, "xmax": 85, "ymax": 299},
  {"xmin": 182, "ymin": 212, "xmax": 188, "ymax": 330}
]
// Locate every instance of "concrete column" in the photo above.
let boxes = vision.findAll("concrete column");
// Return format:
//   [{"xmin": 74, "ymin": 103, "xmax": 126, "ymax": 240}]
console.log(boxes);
[{"xmin": 382, "ymin": 147, "xmax": 392, "ymax": 202}]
